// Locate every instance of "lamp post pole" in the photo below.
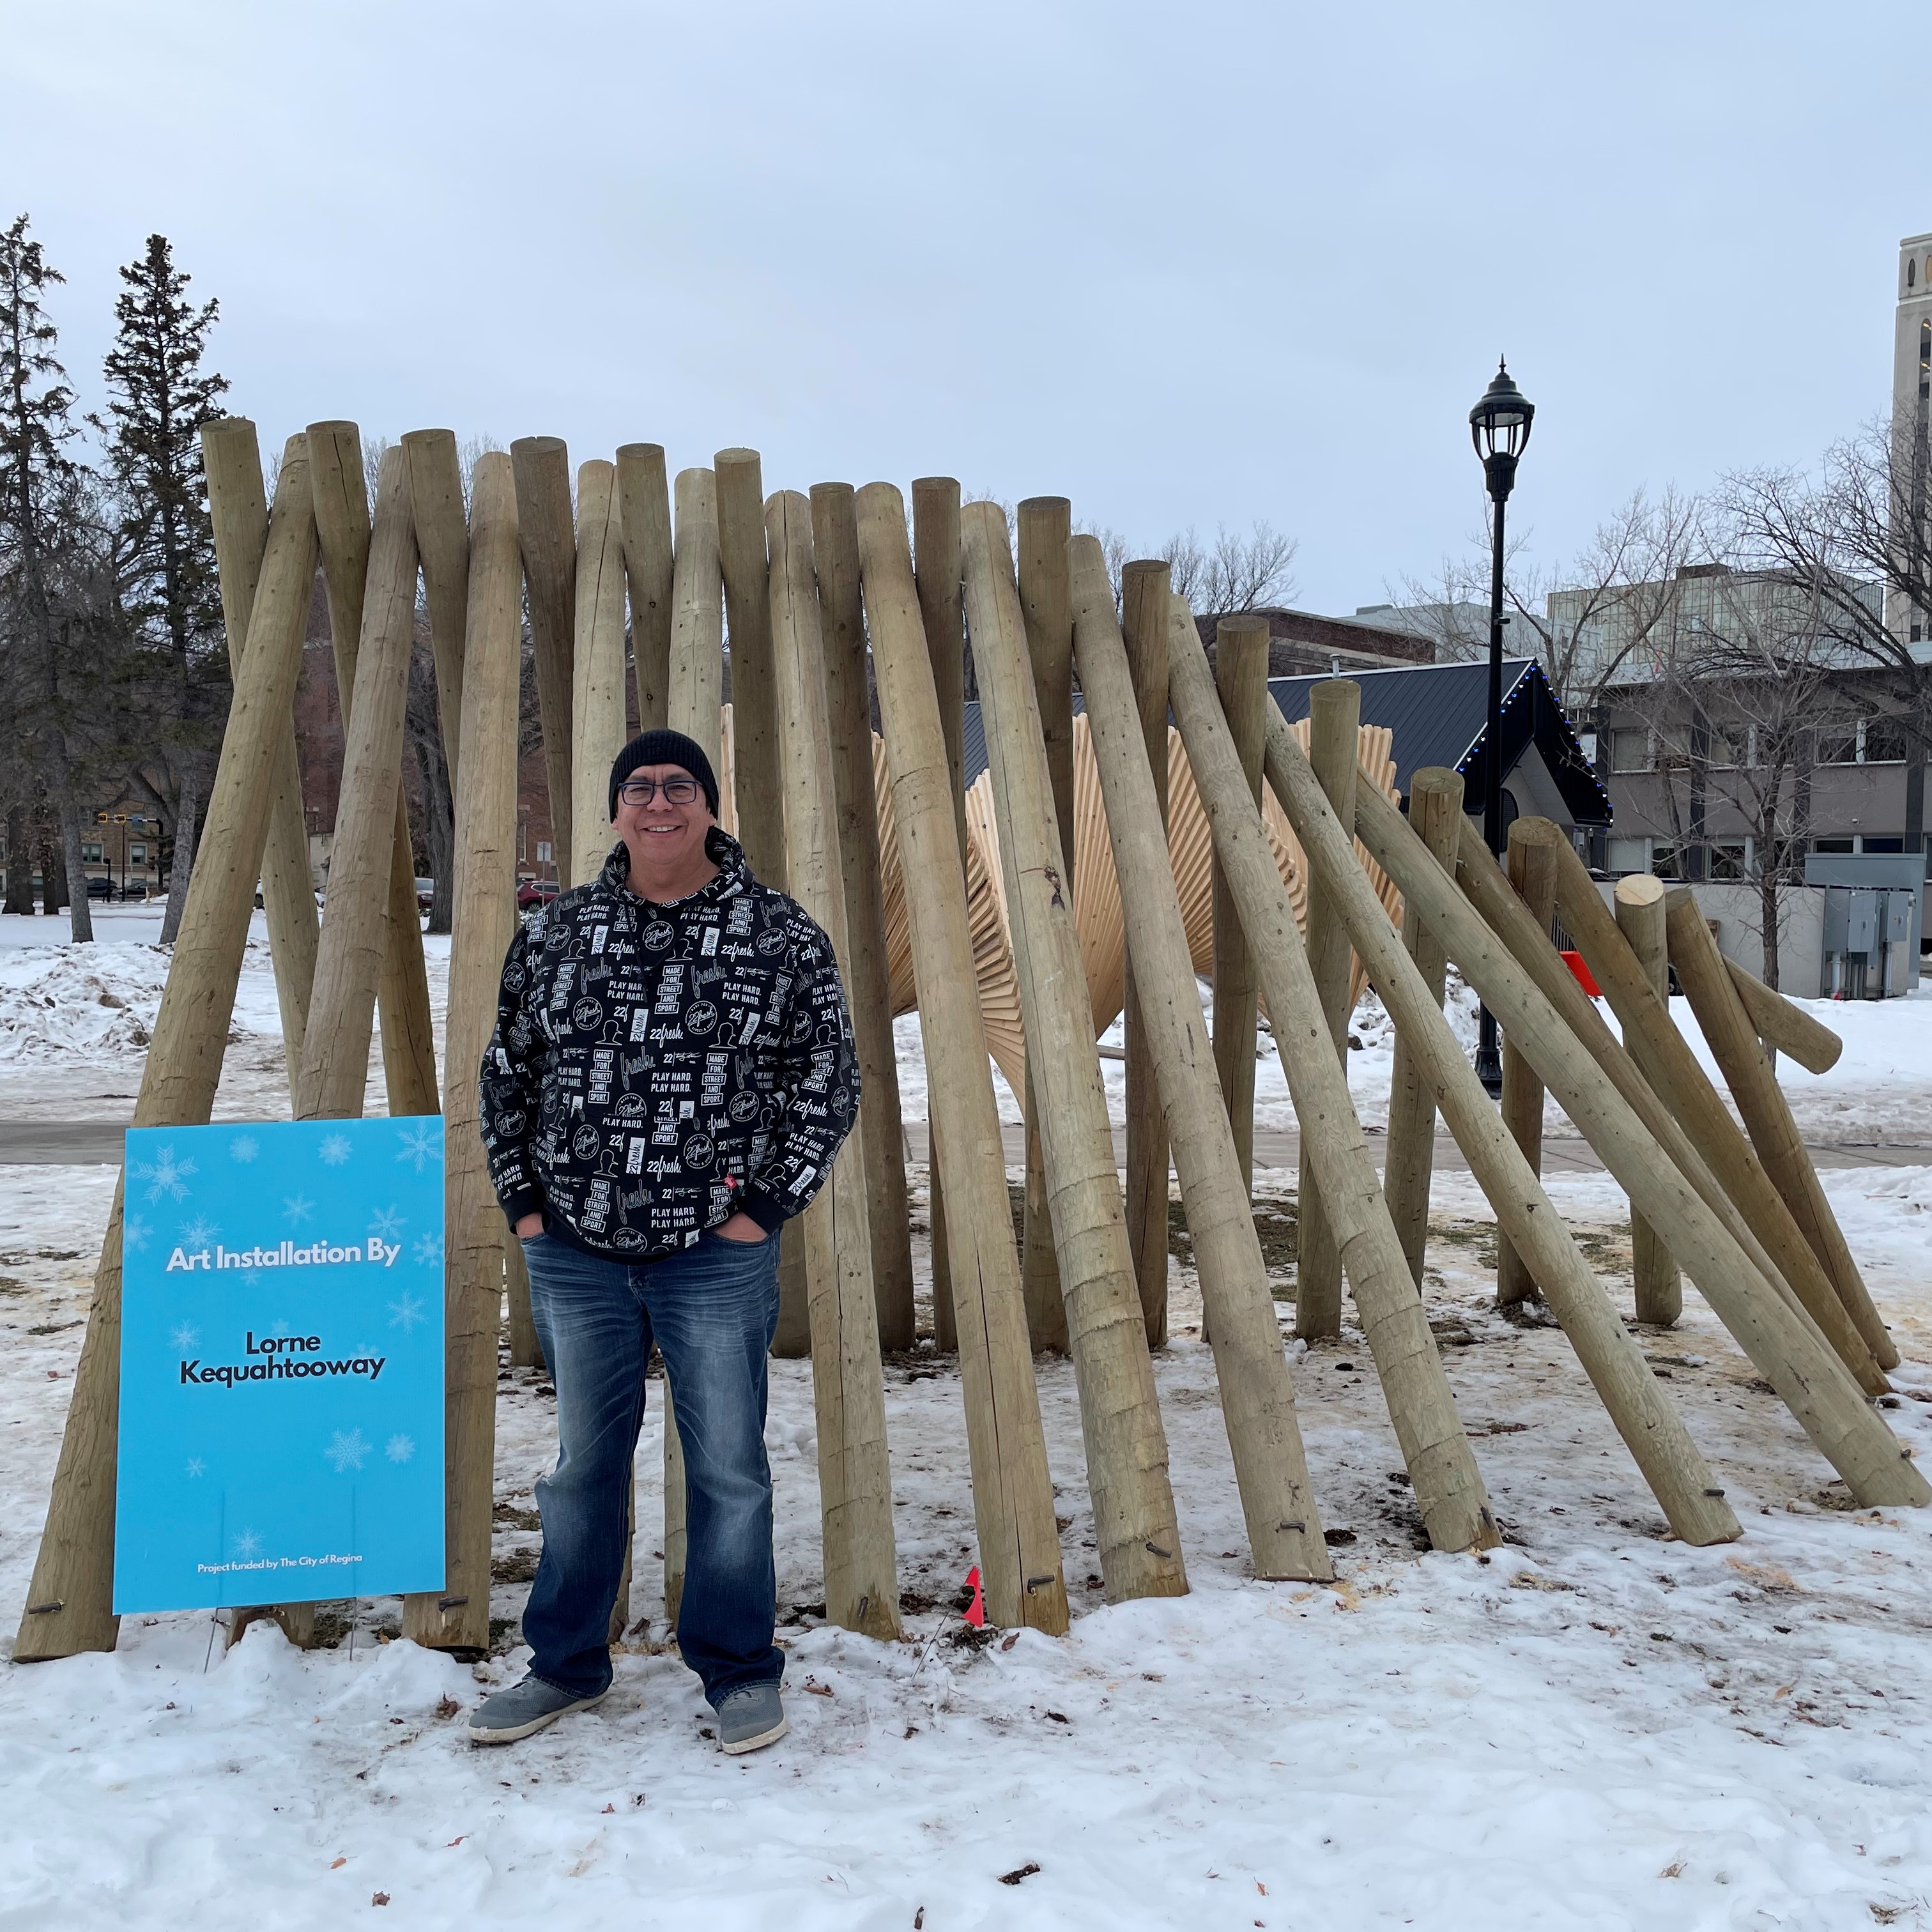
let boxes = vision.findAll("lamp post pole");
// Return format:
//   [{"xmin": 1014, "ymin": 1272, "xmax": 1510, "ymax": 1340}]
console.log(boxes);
[{"xmin": 1468, "ymin": 360, "xmax": 1534, "ymax": 1098}]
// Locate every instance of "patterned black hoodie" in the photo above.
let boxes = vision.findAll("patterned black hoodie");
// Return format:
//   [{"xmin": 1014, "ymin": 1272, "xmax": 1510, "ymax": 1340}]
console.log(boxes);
[{"xmin": 480, "ymin": 828, "xmax": 859, "ymax": 1261}]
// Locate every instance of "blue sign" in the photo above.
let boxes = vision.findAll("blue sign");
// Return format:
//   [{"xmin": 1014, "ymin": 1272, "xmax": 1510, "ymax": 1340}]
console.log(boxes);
[{"xmin": 114, "ymin": 1117, "xmax": 447, "ymax": 1614}]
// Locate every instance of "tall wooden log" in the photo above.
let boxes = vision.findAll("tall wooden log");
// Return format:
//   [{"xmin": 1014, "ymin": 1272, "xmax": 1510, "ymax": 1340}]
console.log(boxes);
[
  {"xmin": 717, "ymin": 450, "xmax": 784, "ymax": 885},
  {"xmin": 913, "ymin": 478, "xmax": 965, "ymax": 1350},
  {"xmin": 668, "ymin": 467, "xmax": 724, "ymax": 772},
  {"xmin": 308, "ymin": 422, "xmax": 438, "ymax": 1119},
  {"xmin": 1495, "ymin": 822, "xmax": 1558, "ymax": 1308},
  {"xmin": 618, "ymin": 443, "xmax": 673, "ymax": 733},
  {"xmin": 1613, "ymin": 877, "xmax": 1683, "ymax": 1326},
  {"xmin": 1120, "ymin": 559, "xmax": 1173, "ymax": 1344},
  {"xmin": 569, "ymin": 460, "xmax": 628, "ymax": 887},
  {"xmin": 1358, "ymin": 789, "xmax": 1928, "ymax": 1506},
  {"xmin": 859, "ymin": 481, "xmax": 1068, "ymax": 1633},
  {"xmin": 1016, "ymin": 496, "xmax": 1073, "ymax": 1354},
  {"xmin": 201, "ymin": 420, "xmax": 319, "ymax": 1100},
  {"xmin": 14, "ymin": 436, "xmax": 320, "ymax": 1662},
  {"xmin": 1073, "ymin": 539, "xmax": 1330, "ymax": 1578},
  {"xmin": 511, "ymin": 436, "xmax": 575, "ymax": 885},
  {"xmin": 402, "ymin": 428, "xmax": 469, "ymax": 779},
  {"xmin": 1253, "ymin": 741, "xmax": 1740, "ymax": 1547},
  {"xmin": 1664, "ymin": 888, "xmax": 1894, "ymax": 1369},
  {"xmin": 1724, "ymin": 956, "xmax": 1843, "ymax": 1074},
  {"xmin": 1521, "ymin": 822, "xmax": 1885, "ymax": 1392},
  {"xmin": 402, "ymin": 450, "xmax": 521, "ymax": 1653},
  {"xmin": 767, "ymin": 490, "xmax": 901, "ymax": 1640},
  {"xmin": 1290, "ymin": 672, "xmax": 1358, "ymax": 1338},
  {"xmin": 1169, "ymin": 618, "xmax": 1499, "ymax": 1554},
  {"xmin": 1381, "ymin": 767, "xmax": 1462, "ymax": 1284},
  {"xmin": 811, "ymin": 482, "xmax": 916, "ymax": 1353},
  {"xmin": 963, "ymin": 503, "xmax": 1187, "ymax": 1601},
  {"xmin": 505, "ymin": 1232, "xmax": 540, "ymax": 1368}
]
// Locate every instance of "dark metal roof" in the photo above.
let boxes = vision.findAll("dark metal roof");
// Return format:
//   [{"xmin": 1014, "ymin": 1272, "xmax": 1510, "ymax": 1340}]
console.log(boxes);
[{"xmin": 958, "ymin": 656, "xmax": 1611, "ymax": 826}]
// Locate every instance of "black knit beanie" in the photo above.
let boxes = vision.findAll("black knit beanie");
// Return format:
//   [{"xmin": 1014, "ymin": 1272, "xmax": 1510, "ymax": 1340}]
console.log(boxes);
[{"xmin": 608, "ymin": 729, "xmax": 721, "ymax": 820}]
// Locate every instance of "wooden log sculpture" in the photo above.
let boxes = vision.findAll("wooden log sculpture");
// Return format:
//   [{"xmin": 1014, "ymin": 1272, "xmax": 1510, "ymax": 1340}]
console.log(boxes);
[
  {"xmin": 963, "ymin": 502, "xmax": 1188, "ymax": 1602},
  {"xmin": 402, "ymin": 427, "xmax": 470, "ymax": 780},
  {"xmin": 1724, "ymin": 956, "xmax": 1843, "ymax": 1074},
  {"xmin": 767, "ymin": 489, "xmax": 901, "ymax": 1640},
  {"xmin": 1495, "ymin": 821, "xmax": 1558, "ymax": 1310},
  {"xmin": 617, "ymin": 443, "xmax": 673, "ymax": 735},
  {"xmin": 668, "ymin": 466, "xmax": 724, "ymax": 772},
  {"xmin": 1073, "ymin": 538, "xmax": 1331, "ymax": 1580},
  {"xmin": 404, "ymin": 450, "xmax": 522, "ymax": 1655},
  {"xmin": 1381, "ymin": 767, "xmax": 1461, "ymax": 1285},
  {"xmin": 1167, "ymin": 625, "xmax": 1498, "ymax": 1555},
  {"xmin": 510, "ymin": 436, "xmax": 576, "ymax": 886},
  {"xmin": 569, "ymin": 459, "xmax": 629, "ymax": 888},
  {"xmin": 1612, "ymin": 877, "xmax": 1682, "ymax": 1326},
  {"xmin": 859, "ymin": 481, "xmax": 1068, "ymax": 1633}
]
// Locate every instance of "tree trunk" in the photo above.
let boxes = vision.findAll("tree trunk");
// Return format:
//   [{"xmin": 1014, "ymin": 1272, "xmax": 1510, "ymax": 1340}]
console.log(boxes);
[
  {"xmin": 159, "ymin": 776, "xmax": 199, "ymax": 944},
  {"xmin": 37, "ymin": 824, "xmax": 63, "ymax": 914},
  {"xmin": 3, "ymin": 807, "xmax": 32, "ymax": 914},
  {"xmin": 59, "ymin": 795, "xmax": 93, "ymax": 942}
]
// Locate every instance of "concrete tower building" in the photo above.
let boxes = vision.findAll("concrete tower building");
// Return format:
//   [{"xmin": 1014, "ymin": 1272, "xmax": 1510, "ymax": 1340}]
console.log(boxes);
[{"xmin": 1888, "ymin": 231, "xmax": 1932, "ymax": 647}]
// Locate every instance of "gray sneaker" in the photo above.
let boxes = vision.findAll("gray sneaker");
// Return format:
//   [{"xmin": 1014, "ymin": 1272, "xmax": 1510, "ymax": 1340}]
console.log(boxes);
[
  {"xmin": 713, "ymin": 1680, "xmax": 787, "ymax": 1755},
  {"xmin": 468, "ymin": 1676, "xmax": 609, "ymax": 1745}
]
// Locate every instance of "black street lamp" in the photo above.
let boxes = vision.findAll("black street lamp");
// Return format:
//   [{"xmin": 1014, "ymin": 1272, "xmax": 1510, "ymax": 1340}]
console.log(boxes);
[{"xmin": 1469, "ymin": 359, "xmax": 1534, "ymax": 1097}]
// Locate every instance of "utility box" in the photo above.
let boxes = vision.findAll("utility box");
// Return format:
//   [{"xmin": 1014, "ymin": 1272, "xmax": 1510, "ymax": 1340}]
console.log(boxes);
[{"xmin": 1806, "ymin": 853, "xmax": 1924, "ymax": 997}]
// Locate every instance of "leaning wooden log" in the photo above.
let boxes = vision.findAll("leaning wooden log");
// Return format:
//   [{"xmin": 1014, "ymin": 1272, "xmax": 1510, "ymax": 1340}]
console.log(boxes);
[
  {"xmin": 1120, "ymin": 558, "xmax": 1173, "ymax": 1344},
  {"xmin": 1356, "ymin": 786, "xmax": 1928, "ymax": 1508},
  {"xmin": 1016, "ymin": 496, "xmax": 1073, "ymax": 1354},
  {"xmin": 1073, "ymin": 539, "xmax": 1331, "ymax": 1579},
  {"xmin": 14, "ymin": 434, "xmax": 321, "ymax": 1662},
  {"xmin": 859, "ymin": 481, "xmax": 1068, "ymax": 1633},
  {"xmin": 718, "ymin": 450, "xmax": 785, "ymax": 886},
  {"xmin": 201, "ymin": 420, "xmax": 319, "ymax": 1101},
  {"xmin": 668, "ymin": 466, "xmax": 724, "ymax": 774},
  {"xmin": 811, "ymin": 482, "xmax": 916, "ymax": 1353},
  {"xmin": 768, "ymin": 491, "xmax": 902, "ymax": 1639},
  {"xmin": 1664, "ymin": 888, "xmax": 1894, "ymax": 1371},
  {"xmin": 1290, "ymin": 670, "xmax": 1357, "ymax": 1340},
  {"xmin": 1170, "ymin": 632, "xmax": 1498, "ymax": 1554},
  {"xmin": 913, "ymin": 477, "xmax": 967, "ymax": 1351},
  {"xmin": 1495, "ymin": 822, "xmax": 1558, "ymax": 1309},
  {"xmin": 402, "ymin": 427, "xmax": 470, "ymax": 780},
  {"xmin": 1521, "ymin": 822, "xmax": 1884, "ymax": 1393},
  {"xmin": 963, "ymin": 502, "xmax": 1188, "ymax": 1601},
  {"xmin": 511, "ymin": 436, "xmax": 576, "ymax": 886},
  {"xmin": 1257, "ymin": 741, "xmax": 1740, "ymax": 1547},
  {"xmin": 402, "ymin": 450, "xmax": 522, "ymax": 1655},
  {"xmin": 617, "ymin": 443, "xmax": 673, "ymax": 734},
  {"xmin": 505, "ymin": 1232, "xmax": 541, "ymax": 1368},
  {"xmin": 1724, "ymin": 956, "xmax": 1843, "ymax": 1075},
  {"xmin": 569, "ymin": 459, "xmax": 629, "ymax": 887},
  {"xmin": 1381, "ymin": 767, "xmax": 1462, "ymax": 1284},
  {"xmin": 1613, "ymin": 877, "xmax": 1682, "ymax": 1326}
]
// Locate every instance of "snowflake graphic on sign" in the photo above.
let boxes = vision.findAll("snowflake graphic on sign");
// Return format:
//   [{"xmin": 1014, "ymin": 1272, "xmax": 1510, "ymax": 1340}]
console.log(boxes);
[
  {"xmin": 324, "ymin": 1429, "xmax": 371, "ymax": 1475},
  {"xmin": 185, "ymin": 1457, "xmax": 205, "ymax": 1479},
  {"xmin": 368, "ymin": 1205, "xmax": 406, "ymax": 1241},
  {"xmin": 179, "ymin": 1215, "xmax": 220, "ymax": 1250},
  {"xmin": 134, "ymin": 1146, "xmax": 195, "ymax": 1204},
  {"xmin": 231, "ymin": 1528, "xmax": 262, "ymax": 1560},
  {"xmin": 388, "ymin": 1290, "xmax": 428, "ymax": 1332},
  {"xmin": 228, "ymin": 1135, "xmax": 258, "ymax": 1164},
  {"xmin": 318, "ymin": 1133, "xmax": 353, "ymax": 1167},
  {"xmin": 413, "ymin": 1231, "xmax": 445, "ymax": 1268},
  {"xmin": 395, "ymin": 1122, "xmax": 441, "ymax": 1174},
  {"xmin": 284, "ymin": 1193, "xmax": 314, "ymax": 1226},
  {"xmin": 170, "ymin": 1321, "xmax": 199, "ymax": 1352},
  {"xmin": 385, "ymin": 1434, "xmax": 416, "ymax": 1465},
  {"xmin": 124, "ymin": 1213, "xmax": 151, "ymax": 1254}
]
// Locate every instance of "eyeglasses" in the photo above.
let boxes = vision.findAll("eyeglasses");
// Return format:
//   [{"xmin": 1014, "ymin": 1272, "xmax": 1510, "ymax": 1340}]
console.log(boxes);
[{"xmin": 617, "ymin": 776, "xmax": 700, "ymax": 807}]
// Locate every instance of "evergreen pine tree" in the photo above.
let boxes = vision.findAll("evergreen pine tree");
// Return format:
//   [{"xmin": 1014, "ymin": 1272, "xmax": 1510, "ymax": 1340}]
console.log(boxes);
[{"xmin": 98, "ymin": 233, "xmax": 229, "ymax": 941}]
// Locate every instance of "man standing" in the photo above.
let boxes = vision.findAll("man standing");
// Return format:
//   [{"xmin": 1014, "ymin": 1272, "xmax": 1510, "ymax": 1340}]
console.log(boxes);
[{"xmin": 468, "ymin": 728, "xmax": 859, "ymax": 1754}]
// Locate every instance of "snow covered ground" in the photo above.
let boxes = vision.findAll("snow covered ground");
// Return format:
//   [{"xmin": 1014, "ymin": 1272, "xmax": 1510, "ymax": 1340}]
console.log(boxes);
[{"xmin": 3, "ymin": 922, "xmax": 1932, "ymax": 1927}]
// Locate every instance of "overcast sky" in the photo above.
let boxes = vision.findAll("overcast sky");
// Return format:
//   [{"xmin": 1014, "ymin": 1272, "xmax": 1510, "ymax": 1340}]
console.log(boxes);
[{"xmin": 7, "ymin": 1, "xmax": 1922, "ymax": 614}]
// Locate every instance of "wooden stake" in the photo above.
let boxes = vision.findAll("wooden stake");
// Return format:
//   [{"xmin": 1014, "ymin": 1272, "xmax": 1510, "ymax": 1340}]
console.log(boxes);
[
  {"xmin": 402, "ymin": 428, "xmax": 469, "ymax": 780},
  {"xmin": 201, "ymin": 420, "xmax": 319, "ymax": 1100},
  {"xmin": 1664, "ymin": 888, "xmax": 1896, "ymax": 1370},
  {"xmin": 913, "ymin": 478, "xmax": 965, "ymax": 1351},
  {"xmin": 1613, "ymin": 877, "xmax": 1682, "ymax": 1326},
  {"xmin": 858, "ymin": 481, "xmax": 1067, "ymax": 1633},
  {"xmin": 402, "ymin": 450, "xmax": 522, "ymax": 1653},
  {"xmin": 717, "ymin": 450, "xmax": 784, "ymax": 886},
  {"xmin": 1073, "ymin": 539, "xmax": 1330, "ymax": 1579},
  {"xmin": 511, "ymin": 437, "xmax": 575, "ymax": 885},
  {"xmin": 1381, "ymin": 767, "xmax": 1462, "ymax": 1284},
  {"xmin": 617, "ymin": 443, "xmax": 673, "ymax": 733},
  {"xmin": 1016, "ymin": 496, "xmax": 1073, "ymax": 1354},
  {"xmin": 13, "ymin": 434, "xmax": 320, "ymax": 1662},
  {"xmin": 963, "ymin": 502, "xmax": 1187, "ymax": 1601},
  {"xmin": 1290, "ymin": 671, "xmax": 1357, "ymax": 1339},
  {"xmin": 1723, "ymin": 956, "xmax": 1843, "ymax": 1075},
  {"xmin": 668, "ymin": 467, "xmax": 724, "ymax": 772},
  {"xmin": 569, "ymin": 460, "xmax": 627, "ymax": 888},
  {"xmin": 1521, "ymin": 823, "xmax": 1885, "ymax": 1393},
  {"xmin": 1363, "ymin": 792, "xmax": 1928, "ymax": 1506},
  {"xmin": 1119, "ymin": 559, "xmax": 1173, "ymax": 1344},
  {"xmin": 1169, "ymin": 622, "xmax": 1499, "ymax": 1554},
  {"xmin": 1254, "ymin": 738, "xmax": 1740, "ymax": 1547},
  {"xmin": 811, "ymin": 482, "xmax": 916, "ymax": 1353},
  {"xmin": 767, "ymin": 489, "xmax": 901, "ymax": 1639},
  {"xmin": 1495, "ymin": 822, "xmax": 1558, "ymax": 1308},
  {"xmin": 505, "ymin": 1234, "xmax": 541, "ymax": 1368}
]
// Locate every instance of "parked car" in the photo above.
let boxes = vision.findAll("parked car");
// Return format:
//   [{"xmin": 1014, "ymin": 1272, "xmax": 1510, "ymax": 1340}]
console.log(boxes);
[
  {"xmin": 415, "ymin": 877, "xmax": 435, "ymax": 912},
  {"xmin": 86, "ymin": 877, "xmax": 114, "ymax": 900},
  {"xmin": 516, "ymin": 878, "xmax": 560, "ymax": 910}
]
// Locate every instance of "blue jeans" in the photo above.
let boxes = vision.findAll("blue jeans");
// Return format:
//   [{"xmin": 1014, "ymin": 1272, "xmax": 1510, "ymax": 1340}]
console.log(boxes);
[{"xmin": 518, "ymin": 1227, "xmax": 784, "ymax": 1706}]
